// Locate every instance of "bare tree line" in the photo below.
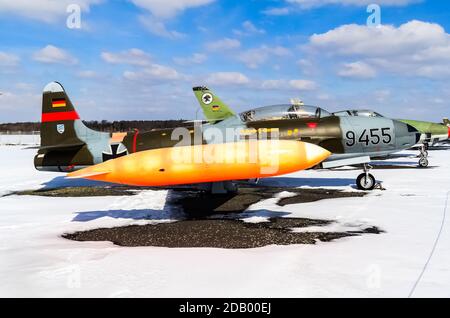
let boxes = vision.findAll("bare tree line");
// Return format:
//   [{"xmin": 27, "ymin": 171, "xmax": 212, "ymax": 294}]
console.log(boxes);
[{"xmin": 0, "ymin": 120, "xmax": 189, "ymax": 133}]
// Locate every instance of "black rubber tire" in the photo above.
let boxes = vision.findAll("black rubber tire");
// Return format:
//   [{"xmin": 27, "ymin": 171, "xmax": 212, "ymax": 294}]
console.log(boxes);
[
  {"xmin": 418, "ymin": 157, "xmax": 429, "ymax": 168},
  {"xmin": 356, "ymin": 173, "xmax": 376, "ymax": 191}
]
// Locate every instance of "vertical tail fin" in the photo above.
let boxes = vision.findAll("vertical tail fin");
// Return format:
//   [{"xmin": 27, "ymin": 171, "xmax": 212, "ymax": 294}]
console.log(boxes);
[
  {"xmin": 192, "ymin": 86, "xmax": 235, "ymax": 123},
  {"xmin": 36, "ymin": 82, "xmax": 111, "ymax": 171},
  {"xmin": 40, "ymin": 81, "xmax": 109, "ymax": 148},
  {"xmin": 40, "ymin": 82, "xmax": 83, "ymax": 148}
]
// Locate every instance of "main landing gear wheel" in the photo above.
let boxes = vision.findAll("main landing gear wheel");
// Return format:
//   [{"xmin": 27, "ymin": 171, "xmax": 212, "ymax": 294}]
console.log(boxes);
[
  {"xmin": 418, "ymin": 145, "xmax": 429, "ymax": 168},
  {"xmin": 356, "ymin": 163, "xmax": 377, "ymax": 191},
  {"xmin": 419, "ymin": 157, "xmax": 429, "ymax": 168},
  {"xmin": 356, "ymin": 173, "xmax": 376, "ymax": 190}
]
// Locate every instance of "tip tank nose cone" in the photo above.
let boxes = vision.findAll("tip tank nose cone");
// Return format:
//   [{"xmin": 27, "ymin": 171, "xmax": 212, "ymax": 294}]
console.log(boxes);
[{"xmin": 303, "ymin": 142, "xmax": 331, "ymax": 166}]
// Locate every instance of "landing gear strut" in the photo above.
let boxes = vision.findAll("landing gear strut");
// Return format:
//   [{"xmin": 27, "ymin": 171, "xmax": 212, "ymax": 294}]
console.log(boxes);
[
  {"xmin": 418, "ymin": 145, "xmax": 429, "ymax": 168},
  {"xmin": 356, "ymin": 163, "xmax": 376, "ymax": 190}
]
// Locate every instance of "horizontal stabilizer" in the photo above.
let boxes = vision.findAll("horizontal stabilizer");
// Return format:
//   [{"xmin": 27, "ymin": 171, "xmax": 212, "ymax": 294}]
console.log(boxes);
[{"xmin": 39, "ymin": 142, "xmax": 85, "ymax": 151}]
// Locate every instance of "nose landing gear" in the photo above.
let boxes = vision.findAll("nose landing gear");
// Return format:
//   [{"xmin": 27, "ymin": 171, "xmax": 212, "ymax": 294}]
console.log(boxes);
[
  {"xmin": 418, "ymin": 145, "xmax": 429, "ymax": 168},
  {"xmin": 356, "ymin": 163, "xmax": 377, "ymax": 190}
]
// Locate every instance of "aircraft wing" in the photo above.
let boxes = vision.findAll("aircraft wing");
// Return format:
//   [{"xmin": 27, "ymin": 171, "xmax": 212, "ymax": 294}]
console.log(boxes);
[{"xmin": 321, "ymin": 156, "xmax": 371, "ymax": 169}]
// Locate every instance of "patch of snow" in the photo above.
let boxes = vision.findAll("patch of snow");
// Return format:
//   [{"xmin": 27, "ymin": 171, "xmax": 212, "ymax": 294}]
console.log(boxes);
[{"xmin": 0, "ymin": 146, "xmax": 450, "ymax": 297}]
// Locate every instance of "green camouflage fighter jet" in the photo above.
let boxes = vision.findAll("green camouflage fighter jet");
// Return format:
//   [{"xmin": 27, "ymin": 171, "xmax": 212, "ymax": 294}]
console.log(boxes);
[
  {"xmin": 333, "ymin": 110, "xmax": 450, "ymax": 149},
  {"xmin": 192, "ymin": 86, "xmax": 422, "ymax": 190},
  {"xmin": 398, "ymin": 119, "xmax": 449, "ymax": 148}
]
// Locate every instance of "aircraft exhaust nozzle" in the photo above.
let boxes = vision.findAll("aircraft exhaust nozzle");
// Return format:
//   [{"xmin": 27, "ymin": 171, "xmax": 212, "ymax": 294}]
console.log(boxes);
[{"xmin": 67, "ymin": 140, "xmax": 331, "ymax": 186}]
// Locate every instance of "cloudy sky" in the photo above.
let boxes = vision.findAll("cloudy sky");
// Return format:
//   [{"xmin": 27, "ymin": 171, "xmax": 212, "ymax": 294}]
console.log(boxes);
[{"xmin": 0, "ymin": 0, "xmax": 449, "ymax": 122}]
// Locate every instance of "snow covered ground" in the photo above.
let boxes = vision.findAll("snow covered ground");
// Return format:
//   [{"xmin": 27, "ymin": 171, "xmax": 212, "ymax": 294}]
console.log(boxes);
[
  {"xmin": 0, "ymin": 134, "xmax": 40, "ymax": 146},
  {"xmin": 0, "ymin": 145, "xmax": 449, "ymax": 297}
]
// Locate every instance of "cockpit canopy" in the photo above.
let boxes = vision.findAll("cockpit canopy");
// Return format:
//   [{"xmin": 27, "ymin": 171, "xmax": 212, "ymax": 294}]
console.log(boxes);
[
  {"xmin": 333, "ymin": 109, "xmax": 384, "ymax": 118},
  {"xmin": 239, "ymin": 104, "xmax": 332, "ymax": 122}
]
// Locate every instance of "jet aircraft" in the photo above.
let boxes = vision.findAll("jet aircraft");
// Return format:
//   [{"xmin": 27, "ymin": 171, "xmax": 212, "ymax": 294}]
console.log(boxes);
[{"xmin": 34, "ymin": 82, "xmax": 330, "ymax": 194}]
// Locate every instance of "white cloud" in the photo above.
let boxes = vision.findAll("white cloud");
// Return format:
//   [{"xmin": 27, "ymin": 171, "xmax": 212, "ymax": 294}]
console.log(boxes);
[
  {"xmin": 233, "ymin": 21, "xmax": 265, "ymax": 36},
  {"xmin": 287, "ymin": 0, "xmax": 420, "ymax": 9},
  {"xmin": 130, "ymin": 0, "xmax": 215, "ymax": 19},
  {"xmin": 139, "ymin": 15, "xmax": 185, "ymax": 39},
  {"xmin": 205, "ymin": 72, "xmax": 250, "ymax": 86},
  {"xmin": 0, "ymin": 90, "xmax": 40, "ymax": 119},
  {"xmin": 173, "ymin": 53, "xmax": 207, "ymax": 65},
  {"xmin": 260, "ymin": 80, "xmax": 285, "ymax": 90},
  {"xmin": 308, "ymin": 20, "xmax": 450, "ymax": 78},
  {"xmin": 374, "ymin": 89, "xmax": 391, "ymax": 102},
  {"xmin": 338, "ymin": 61, "xmax": 377, "ymax": 79},
  {"xmin": 77, "ymin": 70, "xmax": 98, "ymax": 78},
  {"xmin": 261, "ymin": 7, "xmax": 290, "ymax": 16},
  {"xmin": 0, "ymin": 52, "xmax": 19, "ymax": 66},
  {"xmin": 101, "ymin": 48, "xmax": 152, "ymax": 66},
  {"xmin": 259, "ymin": 79, "xmax": 317, "ymax": 91},
  {"xmin": 289, "ymin": 79, "xmax": 317, "ymax": 90},
  {"xmin": 205, "ymin": 38, "xmax": 241, "ymax": 51},
  {"xmin": 0, "ymin": 0, "xmax": 103, "ymax": 23},
  {"xmin": 296, "ymin": 58, "xmax": 316, "ymax": 75},
  {"xmin": 309, "ymin": 20, "xmax": 445, "ymax": 57},
  {"xmin": 33, "ymin": 45, "xmax": 78, "ymax": 65},
  {"xmin": 132, "ymin": 1, "xmax": 214, "ymax": 38},
  {"xmin": 101, "ymin": 48, "xmax": 185, "ymax": 82},
  {"xmin": 317, "ymin": 93, "xmax": 331, "ymax": 100},
  {"xmin": 15, "ymin": 82, "xmax": 34, "ymax": 90},
  {"xmin": 238, "ymin": 45, "xmax": 292, "ymax": 69},
  {"xmin": 124, "ymin": 64, "xmax": 183, "ymax": 81},
  {"xmin": 261, "ymin": 0, "xmax": 419, "ymax": 16}
]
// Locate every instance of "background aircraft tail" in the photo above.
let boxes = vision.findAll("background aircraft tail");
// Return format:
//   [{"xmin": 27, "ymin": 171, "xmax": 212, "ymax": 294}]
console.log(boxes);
[{"xmin": 192, "ymin": 86, "xmax": 235, "ymax": 123}]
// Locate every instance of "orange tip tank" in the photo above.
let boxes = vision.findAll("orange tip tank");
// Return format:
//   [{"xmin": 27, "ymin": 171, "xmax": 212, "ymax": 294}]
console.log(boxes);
[{"xmin": 67, "ymin": 140, "xmax": 330, "ymax": 186}]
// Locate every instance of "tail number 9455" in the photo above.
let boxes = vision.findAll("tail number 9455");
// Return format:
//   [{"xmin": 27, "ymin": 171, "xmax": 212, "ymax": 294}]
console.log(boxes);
[{"xmin": 346, "ymin": 128, "xmax": 392, "ymax": 147}]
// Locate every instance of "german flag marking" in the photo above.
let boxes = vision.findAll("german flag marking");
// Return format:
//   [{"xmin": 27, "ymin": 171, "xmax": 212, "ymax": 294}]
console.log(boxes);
[
  {"xmin": 52, "ymin": 98, "xmax": 66, "ymax": 108},
  {"xmin": 212, "ymin": 105, "xmax": 220, "ymax": 111}
]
